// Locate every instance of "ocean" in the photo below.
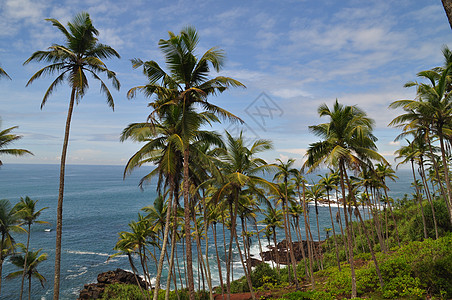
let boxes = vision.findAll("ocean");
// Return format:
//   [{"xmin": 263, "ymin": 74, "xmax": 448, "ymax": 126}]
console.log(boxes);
[{"xmin": 0, "ymin": 164, "xmax": 413, "ymax": 299}]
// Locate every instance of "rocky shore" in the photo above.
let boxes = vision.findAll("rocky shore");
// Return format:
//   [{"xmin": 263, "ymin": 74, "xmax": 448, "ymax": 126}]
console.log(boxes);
[
  {"xmin": 78, "ymin": 268, "xmax": 146, "ymax": 299},
  {"xmin": 257, "ymin": 239, "xmax": 323, "ymax": 265}
]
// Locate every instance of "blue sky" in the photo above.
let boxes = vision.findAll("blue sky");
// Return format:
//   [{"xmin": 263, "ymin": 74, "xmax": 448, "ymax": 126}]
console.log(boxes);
[{"xmin": 0, "ymin": 0, "xmax": 451, "ymax": 168}]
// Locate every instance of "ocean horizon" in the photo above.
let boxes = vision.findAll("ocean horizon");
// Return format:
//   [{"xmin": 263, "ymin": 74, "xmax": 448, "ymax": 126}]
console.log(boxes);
[{"xmin": 1, "ymin": 163, "xmax": 413, "ymax": 299}]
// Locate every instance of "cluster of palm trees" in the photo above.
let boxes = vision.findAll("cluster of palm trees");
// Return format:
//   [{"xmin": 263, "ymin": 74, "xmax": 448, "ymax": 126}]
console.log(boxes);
[
  {"xmin": 3, "ymin": 9, "xmax": 452, "ymax": 300},
  {"xmin": 0, "ymin": 197, "xmax": 48, "ymax": 300},
  {"xmin": 390, "ymin": 46, "xmax": 452, "ymax": 231},
  {"xmin": 116, "ymin": 92, "xmax": 413, "ymax": 300}
]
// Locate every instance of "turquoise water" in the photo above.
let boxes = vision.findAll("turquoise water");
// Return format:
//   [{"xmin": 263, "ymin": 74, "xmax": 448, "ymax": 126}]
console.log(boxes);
[{"xmin": 0, "ymin": 164, "xmax": 413, "ymax": 299}]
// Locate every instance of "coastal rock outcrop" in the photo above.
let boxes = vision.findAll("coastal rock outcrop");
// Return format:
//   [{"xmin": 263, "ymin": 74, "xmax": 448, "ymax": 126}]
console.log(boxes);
[
  {"xmin": 260, "ymin": 239, "xmax": 323, "ymax": 265},
  {"xmin": 78, "ymin": 268, "xmax": 146, "ymax": 299}
]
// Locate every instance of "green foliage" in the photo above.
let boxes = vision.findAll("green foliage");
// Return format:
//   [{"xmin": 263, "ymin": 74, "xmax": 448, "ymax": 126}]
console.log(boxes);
[
  {"xmin": 280, "ymin": 290, "xmax": 334, "ymax": 300},
  {"xmin": 102, "ymin": 284, "xmax": 209, "ymax": 300},
  {"xmin": 250, "ymin": 263, "xmax": 281, "ymax": 290},
  {"xmin": 102, "ymin": 284, "xmax": 148, "ymax": 300}
]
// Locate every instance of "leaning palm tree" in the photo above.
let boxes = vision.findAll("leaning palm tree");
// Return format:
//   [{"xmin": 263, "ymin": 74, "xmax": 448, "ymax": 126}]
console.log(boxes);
[
  {"xmin": 24, "ymin": 12, "xmax": 120, "ymax": 299},
  {"xmin": 13, "ymin": 197, "xmax": 49, "ymax": 300},
  {"xmin": 303, "ymin": 100, "xmax": 386, "ymax": 297},
  {"xmin": 0, "ymin": 122, "xmax": 33, "ymax": 166},
  {"xmin": 128, "ymin": 26, "xmax": 244, "ymax": 300},
  {"xmin": 7, "ymin": 245, "xmax": 47, "ymax": 300}
]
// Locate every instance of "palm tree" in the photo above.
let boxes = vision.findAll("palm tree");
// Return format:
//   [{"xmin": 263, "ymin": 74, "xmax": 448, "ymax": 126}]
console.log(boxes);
[
  {"xmin": 389, "ymin": 64, "xmax": 452, "ymax": 225},
  {"xmin": 441, "ymin": 1, "xmax": 452, "ymax": 30},
  {"xmin": 0, "ymin": 123, "xmax": 33, "ymax": 166},
  {"xmin": 304, "ymin": 100, "xmax": 386, "ymax": 297},
  {"xmin": 7, "ymin": 245, "xmax": 47, "ymax": 300},
  {"xmin": 127, "ymin": 26, "xmax": 244, "ymax": 300},
  {"xmin": 13, "ymin": 197, "xmax": 48, "ymax": 300},
  {"xmin": 210, "ymin": 131, "xmax": 274, "ymax": 300},
  {"xmin": 318, "ymin": 173, "xmax": 341, "ymax": 270},
  {"xmin": 0, "ymin": 199, "xmax": 23, "ymax": 296},
  {"xmin": 24, "ymin": 12, "xmax": 120, "ymax": 299},
  {"xmin": 273, "ymin": 158, "xmax": 300, "ymax": 286},
  {"xmin": 261, "ymin": 206, "xmax": 283, "ymax": 273}
]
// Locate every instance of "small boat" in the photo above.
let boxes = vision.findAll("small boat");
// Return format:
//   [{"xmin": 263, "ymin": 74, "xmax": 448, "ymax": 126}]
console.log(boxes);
[{"xmin": 44, "ymin": 229, "xmax": 51, "ymax": 232}]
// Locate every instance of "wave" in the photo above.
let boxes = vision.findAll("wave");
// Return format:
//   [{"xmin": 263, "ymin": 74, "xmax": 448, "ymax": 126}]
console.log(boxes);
[{"xmin": 66, "ymin": 250, "xmax": 127, "ymax": 258}]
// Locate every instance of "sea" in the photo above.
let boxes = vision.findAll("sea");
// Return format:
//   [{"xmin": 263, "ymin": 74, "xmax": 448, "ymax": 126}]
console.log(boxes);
[{"xmin": 0, "ymin": 164, "xmax": 413, "ymax": 299}]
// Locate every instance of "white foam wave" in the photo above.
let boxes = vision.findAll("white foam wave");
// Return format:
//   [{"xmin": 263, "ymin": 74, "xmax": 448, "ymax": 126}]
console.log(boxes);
[{"xmin": 66, "ymin": 249, "xmax": 127, "ymax": 258}]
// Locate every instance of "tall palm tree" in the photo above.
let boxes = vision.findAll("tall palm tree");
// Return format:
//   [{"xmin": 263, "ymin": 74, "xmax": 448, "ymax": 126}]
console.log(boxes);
[
  {"xmin": 7, "ymin": 245, "xmax": 47, "ymax": 300},
  {"xmin": 210, "ymin": 131, "xmax": 274, "ymax": 300},
  {"xmin": 13, "ymin": 197, "xmax": 48, "ymax": 300},
  {"xmin": 318, "ymin": 173, "xmax": 341, "ymax": 270},
  {"xmin": 128, "ymin": 26, "xmax": 244, "ymax": 300},
  {"xmin": 0, "ymin": 199, "xmax": 23, "ymax": 296},
  {"xmin": 0, "ymin": 123, "xmax": 33, "ymax": 166},
  {"xmin": 304, "ymin": 100, "xmax": 386, "ymax": 297},
  {"xmin": 273, "ymin": 158, "xmax": 300, "ymax": 286},
  {"xmin": 24, "ymin": 12, "xmax": 120, "ymax": 299},
  {"xmin": 389, "ymin": 64, "xmax": 452, "ymax": 225}
]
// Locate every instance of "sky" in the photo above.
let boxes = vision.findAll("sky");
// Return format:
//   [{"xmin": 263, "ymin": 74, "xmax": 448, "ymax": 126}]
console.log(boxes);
[{"xmin": 0, "ymin": 0, "xmax": 451, "ymax": 168}]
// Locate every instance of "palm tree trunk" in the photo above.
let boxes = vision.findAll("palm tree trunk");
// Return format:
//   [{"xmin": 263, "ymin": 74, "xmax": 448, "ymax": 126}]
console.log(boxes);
[
  {"xmin": 165, "ymin": 206, "xmax": 178, "ymax": 300},
  {"xmin": 344, "ymin": 170, "xmax": 384, "ymax": 290},
  {"xmin": 382, "ymin": 187, "xmax": 401, "ymax": 246},
  {"xmin": 20, "ymin": 223, "xmax": 31, "ymax": 300},
  {"xmin": 282, "ymin": 183, "xmax": 300, "ymax": 287},
  {"xmin": 128, "ymin": 254, "xmax": 147, "ymax": 300},
  {"xmin": 212, "ymin": 223, "xmax": 225, "ymax": 300},
  {"xmin": 28, "ymin": 276, "xmax": 31, "ymax": 300},
  {"xmin": 441, "ymin": 0, "xmax": 452, "ymax": 30},
  {"xmin": 411, "ymin": 160, "xmax": 428, "ymax": 239},
  {"xmin": 314, "ymin": 200, "xmax": 323, "ymax": 270},
  {"xmin": 183, "ymin": 147, "xmax": 195, "ymax": 300},
  {"xmin": 302, "ymin": 184, "xmax": 315, "ymax": 289},
  {"xmin": 327, "ymin": 193, "xmax": 341, "ymax": 271},
  {"xmin": 154, "ymin": 187, "xmax": 174, "ymax": 300},
  {"xmin": 420, "ymin": 158, "xmax": 439, "ymax": 239},
  {"xmin": 339, "ymin": 162, "xmax": 357, "ymax": 298},
  {"xmin": 53, "ymin": 87, "xmax": 76, "ymax": 300},
  {"xmin": 272, "ymin": 227, "xmax": 280, "ymax": 273},
  {"xmin": 294, "ymin": 216, "xmax": 309, "ymax": 279}
]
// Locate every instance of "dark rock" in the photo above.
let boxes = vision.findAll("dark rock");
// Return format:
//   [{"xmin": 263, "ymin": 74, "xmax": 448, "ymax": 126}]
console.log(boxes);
[
  {"xmin": 78, "ymin": 268, "xmax": 146, "ymax": 299},
  {"xmin": 260, "ymin": 240, "xmax": 323, "ymax": 265}
]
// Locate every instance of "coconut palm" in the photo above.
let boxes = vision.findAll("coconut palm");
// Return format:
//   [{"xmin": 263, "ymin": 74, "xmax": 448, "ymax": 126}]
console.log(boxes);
[
  {"xmin": 210, "ymin": 131, "xmax": 274, "ymax": 300},
  {"xmin": 273, "ymin": 158, "xmax": 300, "ymax": 286},
  {"xmin": 7, "ymin": 245, "xmax": 47, "ymax": 300},
  {"xmin": 0, "ymin": 199, "xmax": 23, "ymax": 296},
  {"xmin": 128, "ymin": 26, "xmax": 244, "ymax": 300},
  {"xmin": 13, "ymin": 197, "xmax": 49, "ymax": 300},
  {"xmin": 318, "ymin": 173, "xmax": 341, "ymax": 270},
  {"xmin": 0, "ymin": 123, "xmax": 33, "ymax": 166},
  {"xmin": 389, "ymin": 64, "xmax": 452, "ymax": 225},
  {"xmin": 304, "ymin": 100, "xmax": 386, "ymax": 297},
  {"xmin": 261, "ymin": 206, "xmax": 283, "ymax": 273},
  {"xmin": 24, "ymin": 12, "xmax": 120, "ymax": 299}
]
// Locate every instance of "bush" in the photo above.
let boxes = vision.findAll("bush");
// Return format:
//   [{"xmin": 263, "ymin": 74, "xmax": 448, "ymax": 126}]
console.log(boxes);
[
  {"xmin": 250, "ymin": 262, "xmax": 280, "ymax": 289},
  {"xmin": 281, "ymin": 290, "xmax": 334, "ymax": 300}
]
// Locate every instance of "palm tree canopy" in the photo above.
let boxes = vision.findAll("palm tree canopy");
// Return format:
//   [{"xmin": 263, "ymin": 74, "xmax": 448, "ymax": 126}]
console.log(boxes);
[
  {"xmin": 0, "ymin": 124, "xmax": 33, "ymax": 166},
  {"xmin": 304, "ymin": 99, "xmax": 386, "ymax": 173},
  {"xmin": 13, "ymin": 196, "xmax": 49, "ymax": 227},
  {"xmin": 7, "ymin": 244, "xmax": 47, "ymax": 287},
  {"xmin": 24, "ymin": 11, "xmax": 120, "ymax": 109}
]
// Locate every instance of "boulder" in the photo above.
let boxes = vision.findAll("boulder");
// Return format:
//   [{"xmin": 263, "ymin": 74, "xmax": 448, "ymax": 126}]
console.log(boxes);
[{"xmin": 78, "ymin": 268, "xmax": 146, "ymax": 299}]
